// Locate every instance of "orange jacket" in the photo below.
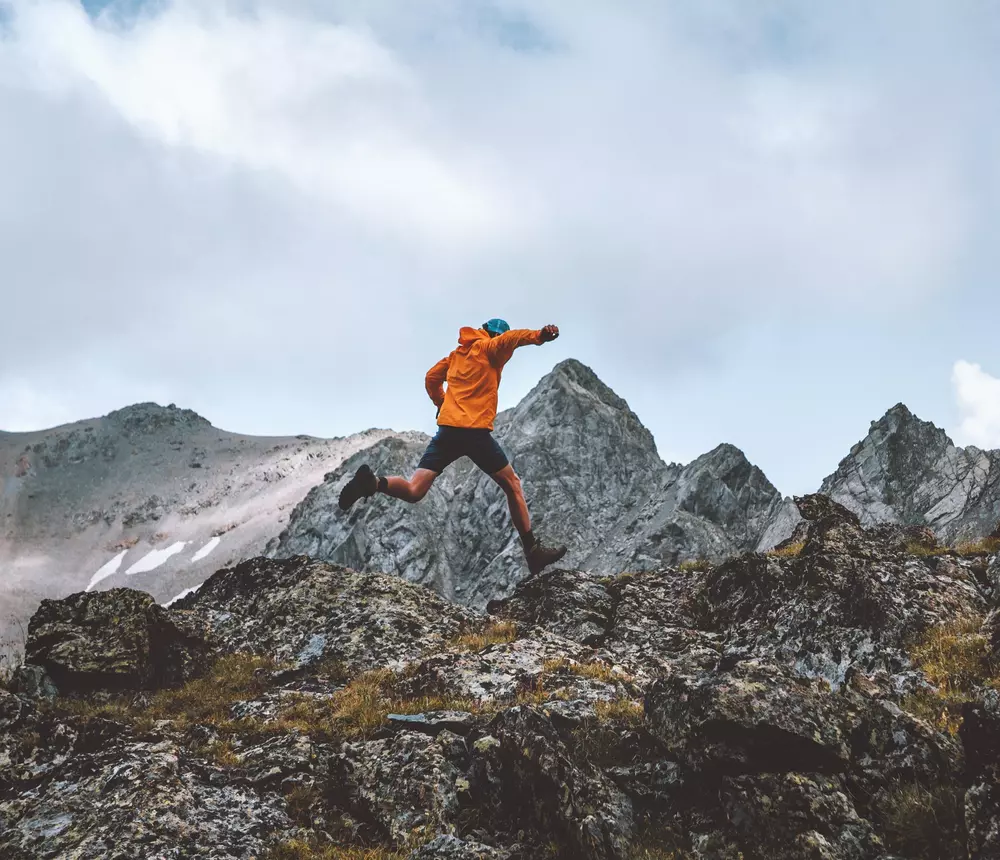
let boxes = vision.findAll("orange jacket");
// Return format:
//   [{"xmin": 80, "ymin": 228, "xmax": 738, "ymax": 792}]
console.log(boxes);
[{"xmin": 425, "ymin": 326, "xmax": 544, "ymax": 430}]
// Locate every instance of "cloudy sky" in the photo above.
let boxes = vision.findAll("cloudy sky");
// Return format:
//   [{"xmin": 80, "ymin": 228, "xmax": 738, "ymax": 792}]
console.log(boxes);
[{"xmin": 2, "ymin": 0, "xmax": 1000, "ymax": 495}]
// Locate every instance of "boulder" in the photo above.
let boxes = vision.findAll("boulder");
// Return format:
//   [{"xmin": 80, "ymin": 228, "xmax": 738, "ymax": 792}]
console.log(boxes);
[
  {"xmin": 646, "ymin": 659, "xmax": 855, "ymax": 774},
  {"xmin": 177, "ymin": 556, "xmax": 477, "ymax": 672},
  {"xmin": 24, "ymin": 588, "xmax": 214, "ymax": 695}
]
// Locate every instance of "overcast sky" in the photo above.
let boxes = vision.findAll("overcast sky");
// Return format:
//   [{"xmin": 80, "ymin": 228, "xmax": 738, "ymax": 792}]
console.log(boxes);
[{"xmin": 2, "ymin": 0, "xmax": 1000, "ymax": 495}]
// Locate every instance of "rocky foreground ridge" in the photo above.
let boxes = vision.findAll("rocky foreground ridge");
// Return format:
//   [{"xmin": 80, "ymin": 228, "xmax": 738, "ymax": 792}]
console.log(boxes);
[{"xmin": 4, "ymin": 495, "xmax": 1000, "ymax": 858}]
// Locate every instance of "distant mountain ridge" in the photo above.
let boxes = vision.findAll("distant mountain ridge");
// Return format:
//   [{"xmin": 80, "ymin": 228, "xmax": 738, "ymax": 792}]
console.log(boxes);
[
  {"xmin": 5, "ymin": 361, "xmax": 1000, "ymax": 638},
  {"xmin": 0, "ymin": 402, "xmax": 416, "ymax": 641}
]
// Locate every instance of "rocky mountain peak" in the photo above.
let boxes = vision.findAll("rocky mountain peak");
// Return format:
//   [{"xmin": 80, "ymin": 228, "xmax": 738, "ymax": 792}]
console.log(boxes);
[
  {"xmin": 820, "ymin": 402, "xmax": 1000, "ymax": 541},
  {"xmin": 535, "ymin": 358, "xmax": 632, "ymax": 411},
  {"xmin": 272, "ymin": 359, "xmax": 783, "ymax": 606},
  {"xmin": 104, "ymin": 402, "xmax": 212, "ymax": 435}
]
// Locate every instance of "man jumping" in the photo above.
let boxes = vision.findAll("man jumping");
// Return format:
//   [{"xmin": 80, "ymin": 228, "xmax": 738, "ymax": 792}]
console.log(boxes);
[{"xmin": 338, "ymin": 319, "xmax": 568, "ymax": 577}]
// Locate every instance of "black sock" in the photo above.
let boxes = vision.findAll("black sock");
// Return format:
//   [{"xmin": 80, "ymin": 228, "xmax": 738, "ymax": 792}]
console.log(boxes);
[
  {"xmin": 377, "ymin": 476, "xmax": 388, "ymax": 493},
  {"xmin": 520, "ymin": 530, "xmax": 535, "ymax": 550}
]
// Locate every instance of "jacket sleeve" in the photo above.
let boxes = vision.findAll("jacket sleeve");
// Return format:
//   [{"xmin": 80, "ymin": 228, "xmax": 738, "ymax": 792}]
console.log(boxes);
[
  {"xmin": 485, "ymin": 329, "xmax": 543, "ymax": 367},
  {"xmin": 425, "ymin": 356, "xmax": 450, "ymax": 407}
]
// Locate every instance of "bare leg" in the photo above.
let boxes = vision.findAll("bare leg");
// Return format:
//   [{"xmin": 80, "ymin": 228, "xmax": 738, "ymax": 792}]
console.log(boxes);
[
  {"xmin": 379, "ymin": 468, "xmax": 439, "ymax": 503},
  {"xmin": 490, "ymin": 464, "xmax": 531, "ymax": 538}
]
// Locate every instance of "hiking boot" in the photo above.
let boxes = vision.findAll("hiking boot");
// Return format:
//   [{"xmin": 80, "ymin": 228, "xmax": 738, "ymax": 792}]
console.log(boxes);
[
  {"xmin": 338, "ymin": 464, "xmax": 378, "ymax": 511},
  {"xmin": 524, "ymin": 540, "xmax": 567, "ymax": 577}
]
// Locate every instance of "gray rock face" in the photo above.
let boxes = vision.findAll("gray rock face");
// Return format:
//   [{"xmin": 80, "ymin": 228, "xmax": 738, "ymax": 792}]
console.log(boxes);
[
  {"xmin": 271, "ymin": 359, "xmax": 785, "ymax": 608},
  {"xmin": 818, "ymin": 403, "xmax": 1000, "ymax": 543}
]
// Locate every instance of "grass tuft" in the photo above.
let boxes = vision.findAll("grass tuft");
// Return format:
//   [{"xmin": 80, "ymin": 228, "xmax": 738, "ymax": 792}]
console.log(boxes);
[
  {"xmin": 677, "ymin": 559, "xmax": 711, "ymax": 573},
  {"xmin": 446, "ymin": 620, "xmax": 518, "ymax": 652},
  {"xmin": 955, "ymin": 537, "xmax": 1000, "ymax": 557},
  {"xmin": 902, "ymin": 615, "xmax": 995, "ymax": 735},
  {"xmin": 52, "ymin": 653, "xmax": 279, "ymax": 730},
  {"xmin": 874, "ymin": 782, "xmax": 965, "ymax": 860},
  {"xmin": 595, "ymin": 698, "xmax": 644, "ymax": 724},
  {"xmin": 541, "ymin": 656, "xmax": 623, "ymax": 683},
  {"xmin": 264, "ymin": 841, "xmax": 407, "ymax": 860},
  {"xmin": 906, "ymin": 542, "xmax": 949, "ymax": 558},
  {"xmin": 767, "ymin": 541, "xmax": 805, "ymax": 559}
]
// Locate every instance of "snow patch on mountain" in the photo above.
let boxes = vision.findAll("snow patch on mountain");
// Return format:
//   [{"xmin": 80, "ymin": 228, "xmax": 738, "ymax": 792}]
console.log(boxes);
[
  {"xmin": 85, "ymin": 550, "xmax": 127, "ymax": 592},
  {"xmin": 192, "ymin": 536, "xmax": 221, "ymax": 562},
  {"xmin": 126, "ymin": 542, "xmax": 187, "ymax": 575}
]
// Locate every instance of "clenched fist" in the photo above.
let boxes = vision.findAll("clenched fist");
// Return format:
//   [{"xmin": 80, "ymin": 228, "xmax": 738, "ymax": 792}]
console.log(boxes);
[{"xmin": 540, "ymin": 324, "xmax": 560, "ymax": 343}]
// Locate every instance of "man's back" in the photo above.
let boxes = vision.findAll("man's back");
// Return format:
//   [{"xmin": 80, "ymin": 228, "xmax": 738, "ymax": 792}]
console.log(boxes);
[{"xmin": 426, "ymin": 326, "xmax": 544, "ymax": 430}]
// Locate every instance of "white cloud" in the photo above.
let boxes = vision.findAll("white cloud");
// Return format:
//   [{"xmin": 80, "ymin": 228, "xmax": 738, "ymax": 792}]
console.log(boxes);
[
  {"xmin": 0, "ymin": 0, "xmax": 997, "ymax": 496},
  {"xmin": 952, "ymin": 360, "xmax": 1000, "ymax": 449}
]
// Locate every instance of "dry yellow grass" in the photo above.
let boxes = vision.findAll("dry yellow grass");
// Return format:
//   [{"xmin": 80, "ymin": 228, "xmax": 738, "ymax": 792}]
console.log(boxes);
[
  {"xmin": 263, "ymin": 841, "xmax": 407, "ymax": 860},
  {"xmin": 955, "ymin": 537, "xmax": 1000, "ymax": 557},
  {"xmin": 905, "ymin": 542, "xmax": 949, "ymax": 558},
  {"xmin": 541, "ymin": 656, "xmax": 619, "ymax": 683},
  {"xmin": 446, "ymin": 620, "xmax": 518, "ymax": 652},
  {"xmin": 678, "ymin": 559, "xmax": 712, "ymax": 573},
  {"xmin": 595, "ymin": 698, "xmax": 644, "ymax": 724},
  {"xmin": 768, "ymin": 541, "xmax": 806, "ymax": 559},
  {"xmin": 53, "ymin": 653, "xmax": 279, "ymax": 731},
  {"xmin": 902, "ymin": 615, "xmax": 995, "ymax": 734},
  {"xmin": 265, "ymin": 670, "xmax": 479, "ymax": 742},
  {"xmin": 204, "ymin": 738, "xmax": 240, "ymax": 767}
]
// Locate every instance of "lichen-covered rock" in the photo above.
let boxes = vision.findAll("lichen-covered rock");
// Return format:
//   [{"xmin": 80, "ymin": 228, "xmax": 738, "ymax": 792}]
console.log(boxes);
[
  {"xmin": 407, "ymin": 835, "xmax": 514, "ymax": 859},
  {"xmin": 24, "ymin": 587, "xmax": 213, "ymax": 695},
  {"xmin": 692, "ymin": 494, "xmax": 986, "ymax": 685},
  {"xmin": 487, "ymin": 567, "xmax": 721, "ymax": 680},
  {"xmin": 0, "ymin": 733, "xmax": 289, "ymax": 859},
  {"xmin": 177, "ymin": 556, "xmax": 477, "ymax": 672},
  {"xmin": 0, "ymin": 688, "xmax": 30, "ymax": 731},
  {"xmin": 397, "ymin": 629, "xmax": 607, "ymax": 703},
  {"xmin": 328, "ymin": 730, "xmax": 466, "ymax": 847},
  {"xmin": 4, "ymin": 496, "xmax": 995, "ymax": 859},
  {"xmin": 647, "ymin": 659, "xmax": 856, "ymax": 774},
  {"xmin": 717, "ymin": 773, "xmax": 884, "ymax": 860},
  {"xmin": 7, "ymin": 664, "xmax": 58, "ymax": 701},
  {"xmin": 471, "ymin": 705, "xmax": 634, "ymax": 860},
  {"xmin": 961, "ymin": 691, "xmax": 1000, "ymax": 858}
]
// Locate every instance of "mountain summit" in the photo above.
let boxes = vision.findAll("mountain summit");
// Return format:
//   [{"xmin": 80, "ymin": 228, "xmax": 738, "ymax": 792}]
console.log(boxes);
[
  {"xmin": 270, "ymin": 359, "xmax": 784, "ymax": 607},
  {"xmin": 819, "ymin": 403, "xmax": 1000, "ymax": 542}
]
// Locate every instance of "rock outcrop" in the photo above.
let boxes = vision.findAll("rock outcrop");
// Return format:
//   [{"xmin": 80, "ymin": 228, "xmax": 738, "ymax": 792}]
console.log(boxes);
[
  {"xmin": 4, "ymin": 493, "xmax": 1000, "ymax": 857},
  {"xmin": 271, "ymin": 359, "xmax": 785, "ymax": 608}
]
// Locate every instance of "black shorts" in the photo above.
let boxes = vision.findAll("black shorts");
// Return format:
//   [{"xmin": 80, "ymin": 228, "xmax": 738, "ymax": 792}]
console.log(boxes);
[{"xmin": 417, "ymin": 426, "xmax": 510, "ymax": 475}]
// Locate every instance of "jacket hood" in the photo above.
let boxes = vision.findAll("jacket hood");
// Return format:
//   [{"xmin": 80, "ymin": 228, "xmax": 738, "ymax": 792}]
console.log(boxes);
[{"xmin": 458, "ymin": 326, "xmax": 490, "ymax": 347}]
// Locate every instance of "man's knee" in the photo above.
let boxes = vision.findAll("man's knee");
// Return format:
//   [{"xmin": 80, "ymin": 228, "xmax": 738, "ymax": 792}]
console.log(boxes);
[
  {"xmin": 499, "ymin": 469, "xmax": 522, "ymax": 497},
  {"xmin": 408, "ymin": 469, "xmax": 437, "ymax": 502}
]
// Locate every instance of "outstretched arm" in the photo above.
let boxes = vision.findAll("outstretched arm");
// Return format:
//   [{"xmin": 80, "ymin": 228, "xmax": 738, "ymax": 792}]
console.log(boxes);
[
  {"xmin": 425, "ymin": 356, "xmax": 450, "ymax": 407},
  {"xmin": 486, "ymin": 324, "xmax": 559, "ymax": 367}
]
